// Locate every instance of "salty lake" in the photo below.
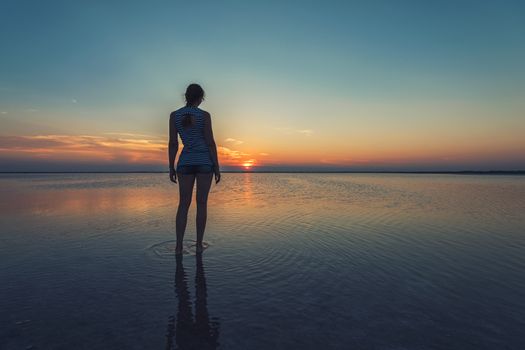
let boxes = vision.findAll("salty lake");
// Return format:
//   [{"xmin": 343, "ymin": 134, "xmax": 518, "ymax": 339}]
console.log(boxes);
[{"xmin": 1, "ymin": 173, "xmax": 524, "ymax": 349}]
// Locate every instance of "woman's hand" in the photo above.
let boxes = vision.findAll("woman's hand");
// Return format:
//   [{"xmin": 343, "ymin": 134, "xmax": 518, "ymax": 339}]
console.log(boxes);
[
  {"xmin": 214, "ymin": 168, "xmax": 221, "ymax": 184},
  {"xmin": 169, "ymin": 168, "xmax": 177, "ymax": 183}
]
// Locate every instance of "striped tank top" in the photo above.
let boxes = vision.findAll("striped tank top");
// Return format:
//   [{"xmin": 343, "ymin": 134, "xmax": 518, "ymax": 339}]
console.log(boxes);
[{"xmin": 173, "ymin": 106, "xmax": 213, "ymax": 166}]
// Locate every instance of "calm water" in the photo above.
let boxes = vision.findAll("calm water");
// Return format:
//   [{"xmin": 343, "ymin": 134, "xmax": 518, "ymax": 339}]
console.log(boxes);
[{"xmin": 1, "ymin": 173, "xmax": 524, "ymax": 349}]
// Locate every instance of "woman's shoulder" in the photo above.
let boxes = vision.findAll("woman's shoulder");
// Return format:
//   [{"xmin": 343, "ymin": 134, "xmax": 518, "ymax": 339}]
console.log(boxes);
[
  {"xmin": 171, "ymin": 106, "xmax": 188, "ymax": 116},
  {"xmin": 198, "ymin": 108, "xmax": 211, "ymax": 118}
]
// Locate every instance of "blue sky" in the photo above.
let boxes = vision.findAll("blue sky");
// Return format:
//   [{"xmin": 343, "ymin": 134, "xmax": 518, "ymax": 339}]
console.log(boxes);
[{"xmin": 1, "ymin": 0, "xmax": 524, "ymax": 171}]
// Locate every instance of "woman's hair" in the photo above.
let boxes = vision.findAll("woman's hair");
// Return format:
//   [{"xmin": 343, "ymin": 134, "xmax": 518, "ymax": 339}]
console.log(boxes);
[{"xmin": 182, "ymin": 83, "xmax": 205, "ymax": 128}]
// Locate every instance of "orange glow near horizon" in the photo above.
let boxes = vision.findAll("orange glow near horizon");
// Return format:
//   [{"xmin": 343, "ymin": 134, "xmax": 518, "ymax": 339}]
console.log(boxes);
[
  {"xmin": 0, "ymin": 134, "xmax": 263, "ymax": 168},
  {"xmin": 0, "ymin": 131, "xmax": 524, "ymax": 170}
]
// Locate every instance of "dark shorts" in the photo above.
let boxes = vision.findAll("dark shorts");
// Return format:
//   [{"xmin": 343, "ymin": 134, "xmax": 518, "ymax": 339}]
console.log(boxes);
[{"xmin": 176, "ymin": 165, "xmax": 214, "ymax": 175}]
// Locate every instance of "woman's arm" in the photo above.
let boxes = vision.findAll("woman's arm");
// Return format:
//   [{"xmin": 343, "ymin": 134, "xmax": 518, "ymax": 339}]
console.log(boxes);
[
  {"xmin": 203, "ymin": 112, "xmax": 221, "ymax": 184},
  {"xmin": 168, "ymin": 112, "xmax": 179, "ymax": 183}
]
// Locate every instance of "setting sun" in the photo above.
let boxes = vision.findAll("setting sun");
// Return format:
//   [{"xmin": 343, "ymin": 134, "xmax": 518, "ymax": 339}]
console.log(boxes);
[{"xmin": 242, "ymin": 159, "xmax": 256, "ymax": 169}]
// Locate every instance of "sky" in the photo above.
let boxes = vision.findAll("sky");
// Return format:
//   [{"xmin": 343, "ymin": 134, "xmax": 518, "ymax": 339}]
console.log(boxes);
[{"xmin": 1, "ymin": 0, "xmax": 524, "ymax": 171}]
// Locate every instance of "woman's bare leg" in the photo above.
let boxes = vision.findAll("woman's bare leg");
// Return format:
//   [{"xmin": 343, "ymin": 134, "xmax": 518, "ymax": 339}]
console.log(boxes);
[
  {"xmin": 195, "ymin": 172, "xmax": 213, "ymax": 252},
  {"xmin": 176, "ymin": 173, "xmax": 196, "ymax": 254}
]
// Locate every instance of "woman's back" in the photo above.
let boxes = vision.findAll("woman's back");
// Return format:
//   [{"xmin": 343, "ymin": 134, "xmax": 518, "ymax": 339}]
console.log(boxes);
[
  {"xmin": 172, "ymin": 106, "xmax": 213, "ymax": 166},
  {"xmin": 168, "ymin": 83, "xmax": 221, "ymax": 255}
]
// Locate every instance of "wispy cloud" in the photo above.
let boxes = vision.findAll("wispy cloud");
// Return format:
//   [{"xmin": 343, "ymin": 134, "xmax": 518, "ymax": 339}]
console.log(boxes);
[
  {"xmin": 259, "ymin": 152, "xmax": 269, "ymax": 156},
  {"xmin": 71, "ymin": 99, "xmax": 77, "ymax": 104},
  {"xmin": 0, "ymin": 134, "xmax": 166, "ymax": 163},
  {"xmin": 224, "ymin": 137, "xmax": 244, "ymax": 145},
  {"xmin": 103, "ymin": 132, "xmax": 161, "ymax": 139},
  {"xmin": 0, "ymin": 134, "xmax": 264, "ymax": 166},
  {"xmin": 218, "ymin": 146, "xmax": 250, "ymax": 161},
  {"xmin": 275, "ymin": 127, "xmax": 314, "ymax": 136},
  {"xmin": 1, "ymin": 111, "xmax": 7, "ymax": 115},
  {"xmin": 297, "ymin": 129, "xmax": 313, "ymax": 136}
]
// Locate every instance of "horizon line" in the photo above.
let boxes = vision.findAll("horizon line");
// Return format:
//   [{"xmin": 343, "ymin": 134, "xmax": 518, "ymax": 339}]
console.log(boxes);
[{"xmin": 1, "ymin": 170, "xmax": 524, "ymax": 175}]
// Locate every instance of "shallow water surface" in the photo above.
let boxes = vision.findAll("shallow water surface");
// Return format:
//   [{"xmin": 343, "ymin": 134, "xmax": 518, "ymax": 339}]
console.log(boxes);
[{"xmin": 1, "ymin": 173, "xmax": 524, "ymax": 349}]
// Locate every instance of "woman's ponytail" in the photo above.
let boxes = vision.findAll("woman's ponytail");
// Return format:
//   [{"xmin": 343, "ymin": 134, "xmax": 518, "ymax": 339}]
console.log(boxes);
[{"xmin": 182, "ymin": 83, "xmax": 205, "ymax": 128}]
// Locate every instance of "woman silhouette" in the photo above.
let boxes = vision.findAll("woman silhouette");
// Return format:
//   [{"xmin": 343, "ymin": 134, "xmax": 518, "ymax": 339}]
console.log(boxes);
[{"xmin": 169, "ymin": 84, "xmax": 221, "ymax": 254}]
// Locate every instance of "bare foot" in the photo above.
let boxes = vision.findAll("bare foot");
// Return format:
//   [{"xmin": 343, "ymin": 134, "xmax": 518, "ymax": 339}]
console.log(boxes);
[
  {"xmin": 175, "ymin": 246, "xmax": 183, "ymax": 255},
  {"xmin": 195, "ymin": 244, "xmax": 204, "ymax": 253}
]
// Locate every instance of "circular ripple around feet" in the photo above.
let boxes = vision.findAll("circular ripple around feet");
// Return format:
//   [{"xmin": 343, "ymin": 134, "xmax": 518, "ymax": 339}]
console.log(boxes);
[{"xmin": 146, "ymin": 240, "xmax": 210, "ymax": 259}]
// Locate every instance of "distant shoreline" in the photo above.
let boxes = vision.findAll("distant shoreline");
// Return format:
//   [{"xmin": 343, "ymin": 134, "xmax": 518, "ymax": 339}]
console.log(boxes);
[{"xmin": 1, "ymin": 171, "xmax": 524, "ymax": 175}]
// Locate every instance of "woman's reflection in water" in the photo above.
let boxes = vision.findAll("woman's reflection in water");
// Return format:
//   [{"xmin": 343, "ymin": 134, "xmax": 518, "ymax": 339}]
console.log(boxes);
[{"xmin": 166, "ymin": 253, "xmax": 220, "ymax": 349}]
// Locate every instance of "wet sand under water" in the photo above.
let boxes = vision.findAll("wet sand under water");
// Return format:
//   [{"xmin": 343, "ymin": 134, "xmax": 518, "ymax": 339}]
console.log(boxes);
[{"xmin": 1, "ymin": 173, "xmax": 524, "ymax": 349}]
